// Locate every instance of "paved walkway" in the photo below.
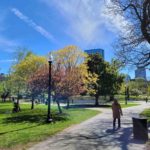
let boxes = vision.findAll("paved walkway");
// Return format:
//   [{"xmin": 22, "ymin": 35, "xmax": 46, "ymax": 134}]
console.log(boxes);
[{"xmin": 28, "ymin": 102, "xmax": 150, "ymax": 150}]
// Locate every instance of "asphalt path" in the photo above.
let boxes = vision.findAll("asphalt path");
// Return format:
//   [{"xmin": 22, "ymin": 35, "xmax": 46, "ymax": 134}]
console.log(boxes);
[{"xmin": 28, "ymin": 102, "xmax": 150, "ymax": 150}]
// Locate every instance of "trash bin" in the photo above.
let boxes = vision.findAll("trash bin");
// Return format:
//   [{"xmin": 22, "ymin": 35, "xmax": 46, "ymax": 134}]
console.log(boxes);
[{"xmin": 132, "ymin": 116, "xmax": 148, "ymax": 140}]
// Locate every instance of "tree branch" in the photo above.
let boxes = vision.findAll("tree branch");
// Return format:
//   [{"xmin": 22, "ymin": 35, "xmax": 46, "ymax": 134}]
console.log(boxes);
[{"xmin": 123, "ymin": 4, "xmax": 142, "ymax": 22}]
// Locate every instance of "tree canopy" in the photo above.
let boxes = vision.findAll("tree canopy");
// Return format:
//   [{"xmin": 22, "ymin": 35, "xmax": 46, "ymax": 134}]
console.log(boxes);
[
  {"xmin": 107, "ymin": 0, "xmax": 150, "ymax": 67},
  {"xmin": 86, "ymin": 53, "xmax": 124, "ymax": 105}
]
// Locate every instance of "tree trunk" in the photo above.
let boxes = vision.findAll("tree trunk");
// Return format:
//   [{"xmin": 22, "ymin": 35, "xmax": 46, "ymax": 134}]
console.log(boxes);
[
  {"xmin": 17, "ymin": 98, "xmax": 21, "ymax": 111},
  {"xmin": 3, "ymin": 97, "xmax": 6, "ymax": 102},
  {"xmin": 12, "ymin": 98, "xmax": 21, "ymax": 113},
  {"xmin": 1, "ymin": 95, "xmax": 4, "ymax": 102},
  {"xmin": 66, "ymin": 98, "xmax": 70, "ymax": 109},
  {"xmin": 142, "ymin": 0, "xmax": 150, "ymax": 44},
  {"xmin": 56, "ymin": 100, "xmax": 62, "ymax": 114},
  {"xmin": 109, "ymin": 95, "xmax": 114, "ymax": 101},
  {"xmin": 71, "ymin": 99, "xmax": 74, "ymax": 104},
  {"xmin": 104, "ymin": 95, "xmax": 107, "ymax": 101},
  {"xmin": 95, "ymin": 95, "xmax": 99, "ymax": 106},
  {"xmin": 31, "ymin": 100, "xmax": 34, "ymax": 109},
  {"xmin": 31, "ymin": 96, "xmax": 34, "ymax": 110}
]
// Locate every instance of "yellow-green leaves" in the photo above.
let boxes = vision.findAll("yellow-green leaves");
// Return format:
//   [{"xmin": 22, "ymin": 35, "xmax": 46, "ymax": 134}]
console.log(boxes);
[
  {"xmin": 53, "ymin": 45, "xmax": 87, "ymax": 69},
  {"xmin": 12, "ymin": 54, "xmax": 47, "ymax": 81}
]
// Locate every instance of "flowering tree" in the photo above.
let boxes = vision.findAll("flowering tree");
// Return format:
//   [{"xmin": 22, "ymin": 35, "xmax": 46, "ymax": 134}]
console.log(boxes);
[
  {"xmin": 53, "ymin": 45, "xmax": 97, "ymax": 108},
  {"xmin": 28, "ymin": 45, "xmax": 97, "ymax": 110},
  {"xmin": 11, "ymin": 53, "xmax": 47, "ymax": 109}
]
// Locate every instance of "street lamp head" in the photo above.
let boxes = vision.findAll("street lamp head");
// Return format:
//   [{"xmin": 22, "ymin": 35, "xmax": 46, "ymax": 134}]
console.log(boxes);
[{"xmin": 48, "ymin": 52, "xmax": 53, "ymax": 63}]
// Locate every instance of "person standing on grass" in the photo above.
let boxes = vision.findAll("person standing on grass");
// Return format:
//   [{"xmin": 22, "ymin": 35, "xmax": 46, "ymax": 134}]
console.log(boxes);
[{"xmin": 112, "ymin": 99, "xmax": 123, "ymax": 129}]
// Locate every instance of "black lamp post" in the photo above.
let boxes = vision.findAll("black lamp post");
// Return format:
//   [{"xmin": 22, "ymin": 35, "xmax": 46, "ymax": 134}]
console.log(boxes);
[
  {"xmin": 125, "ymin": 85, "xmax": 129, "ymax": 105},
  {"xmin": 125, "ymin": 85, "xmax": 127, "ymax": 105},
  {"xmin": 47, "ymin": 53, "xmax": 53, "ymax": 123}
]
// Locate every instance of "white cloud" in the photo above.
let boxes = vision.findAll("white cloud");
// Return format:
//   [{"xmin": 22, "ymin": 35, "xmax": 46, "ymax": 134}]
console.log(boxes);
[
  {"xmin": 0, "ymin": 37, "xmax": 18, "ymax": 47},
  {"xmin": 41, "ymin": 0, "xmax": 130, "ymax": 46},
  {"xmin": 101, "ymin": 0, "xmax": 132, "ymax": 35},
  {"xmin": 11, "ymin": 8, "xmax": 56, "ymax": 42},
  {"xmin": 42, "ymin": 0, "xmax": 103, "ymax": 45},
  {"xmin": 0, "ymin": 59, "xmax": 17, "ymax": 63},
  {"xmin": 0, "ymin": 36, "xmax": 19, "ymax": 52}
]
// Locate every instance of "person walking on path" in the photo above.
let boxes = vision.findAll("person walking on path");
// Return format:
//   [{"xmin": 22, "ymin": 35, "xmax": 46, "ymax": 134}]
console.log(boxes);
[{"xmin": 112, "ymin": 99, "xmax": 123, "ymax": 129}]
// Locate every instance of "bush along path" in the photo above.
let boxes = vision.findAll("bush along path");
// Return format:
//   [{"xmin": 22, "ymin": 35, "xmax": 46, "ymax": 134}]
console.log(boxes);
[{"xmin": 29, "ymin": 102, "xmax": 150, "ymax": 150}]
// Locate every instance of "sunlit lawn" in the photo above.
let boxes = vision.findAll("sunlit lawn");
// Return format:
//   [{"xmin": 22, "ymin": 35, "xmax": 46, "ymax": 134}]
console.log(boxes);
[
  {"xmin": 120, "ymin": 103, "xmax": 139, "ymax": 108},
  {"xmin": 141, "ymin": 108, "xmax": 150, "ymax": 148},
  {"xmin": 0, "ymin": 102, "xmax": 100, "ymax": 150},
  {"xmin": 106, "ymin": 101, "xmax": 139, "ymax": 108},
  {"xmin": 141, "ymin": 108, "xmax": 150, "ymax": 123}
]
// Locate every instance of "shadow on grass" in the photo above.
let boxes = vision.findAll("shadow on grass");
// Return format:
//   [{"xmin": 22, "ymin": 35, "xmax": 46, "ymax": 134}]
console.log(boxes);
[
  {"xmin": 3, "ymin": 112, "xmax": 69, "ymax": 124},
  {"xmin": 0, "ymin": 112, "xmax": 69, "ymax": 135},
  {"xmin": 0, "ymin": 124, "xmax": 41, "ymax": 135},
  {"xmin": 0, "ymin": 109, "xmax": 12, "ymax": 114},
  {"xmin": 3, "ymin": 114, "xmax": 47, "ymax": 123}
]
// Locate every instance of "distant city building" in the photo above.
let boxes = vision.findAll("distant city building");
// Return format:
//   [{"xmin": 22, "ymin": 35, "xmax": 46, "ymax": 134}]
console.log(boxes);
[
  {"xmin": 84, "ymin": 48, "xmax": 104, "ymax": 59},
  {"xmin": 124, "ymin": 75, "xmax": 131, "ymax": 83},
  {"xmin": 135, "ymin": 67, "xmax": 146, "ymax": 80},
  {"xmin": 0, "ymin": 73, "xmax": 5, "ymax": 81}
]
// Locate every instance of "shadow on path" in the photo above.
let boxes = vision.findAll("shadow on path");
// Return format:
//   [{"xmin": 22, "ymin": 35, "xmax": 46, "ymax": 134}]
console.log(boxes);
[{"xmin": 39, "ymin": 126, "xmax": 147, "ymax": 150}]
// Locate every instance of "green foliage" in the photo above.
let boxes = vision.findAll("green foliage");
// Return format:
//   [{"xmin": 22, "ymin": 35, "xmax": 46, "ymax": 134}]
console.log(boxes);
[
  {"xmin": 129, "ymin": 78, "xmax": 148, "ymax": 95},
  {"xmin": 0, "ymin": 75, "xmax": 11, "ymax": 100},
  {"xmin": 130, "ymin": 88, "xmax": 142, "ymax": 97},
  {"xmin": 51, "ymin": 45, "xmax": 97, "ymax": 103},
  {"xmin": 141, "ymin": 108, "xmax": 150, "ymax": 123},
  {"xmin": 86, "ymin": 54, "xmax": 124, "ymax": 105},
  {"xmin": 53, "ymin": 45, "xmax": 87, "ymax": 69},
  {"xmin": 10, "ymin": 51, "xmax": 47, "ymax": 97},
  {"xmin": 13, "ymin": 48, "xmax": 33, "ymax": 64},
  {"xmin": 106, "ymin": 59, "xmax": 125, "ymax": 96},
  {"xmin": 0, "ymin": 82, "xmax": 4, "ymax": 95},
  {"xmin": 147, "ymin": 85, "xmax": 150, "ymax": 96}
]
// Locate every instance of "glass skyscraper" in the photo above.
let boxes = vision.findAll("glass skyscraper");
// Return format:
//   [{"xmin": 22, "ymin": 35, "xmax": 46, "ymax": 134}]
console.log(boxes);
[
  {"xmin": 135, "ymin": 67, "xmax": 147, "ymax": 80},
  {"xmin": 84, "ymin": 48, "xmax": 104, "ymax": 59}
]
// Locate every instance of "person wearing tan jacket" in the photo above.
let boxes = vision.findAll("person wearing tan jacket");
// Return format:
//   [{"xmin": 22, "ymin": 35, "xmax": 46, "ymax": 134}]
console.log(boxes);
[{"xmin": 112, "ymin": 99, "xmax": 123, "ymax": 128}]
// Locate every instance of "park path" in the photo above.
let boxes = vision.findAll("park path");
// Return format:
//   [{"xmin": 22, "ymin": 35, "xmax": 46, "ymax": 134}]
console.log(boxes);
[{"xmin": 28, "ymin": 102, "xmax": 150, "ymax": 150}]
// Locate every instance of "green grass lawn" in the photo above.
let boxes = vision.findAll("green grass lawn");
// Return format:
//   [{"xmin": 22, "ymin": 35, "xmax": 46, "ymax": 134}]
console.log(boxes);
[
  {"xmin": 141, "ymin": 108, "xmax": 150, "ymax": 123},
  {"xmin": 103, "ymin": 102, "xmax": 139, "ymax": 108},
  {"xmin": 0, "ymin": 102, "xmax": 100, "ymax": 150},
  {"xmin": 120, "ymin": 103, "xmax": 139, "ymax": 108},
  {"xmin": 140, "ymin": 108, "xmax": 150, "ymax": 147}
]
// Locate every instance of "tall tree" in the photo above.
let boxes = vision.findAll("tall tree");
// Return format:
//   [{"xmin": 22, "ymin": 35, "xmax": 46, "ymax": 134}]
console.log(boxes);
[
  {"xmin": 27, "ymin": 45, "xmax": 97, "ymax": 110},
  {"xmin": 129, "ymin": 78, "xmax": 148, "ymax": 95},
  {"xmin": 107, "ymin": 0, "xmax": 150, "ymax": 67},
  {"xmin": 0, "ymin": 75, "xmax": 11, "ymax": 102},
  {"xmin": 106, "ymin": 59, "xmax": 124, "ymax": 100},
  {"xmin": 86, "ymin": 54, "xmax": 107, "ymax": 105},
  {"xmin": 27, "ymin": 65, "xmax": 48, "ymax": 109},
  {"xmin": 87, "ymin": 54, "xmax": 124, "ymax": 105},
  {"xmin": 53, "ymin": 45, "xmax": 88, "ymax": 108},
  {"xmin": 11, "ymin": 53, "xmax": 47, "ymax": 109}
]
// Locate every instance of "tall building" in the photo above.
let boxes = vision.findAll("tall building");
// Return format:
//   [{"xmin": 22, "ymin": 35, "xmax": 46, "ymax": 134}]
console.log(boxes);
[
  {"xmin": 135, "ymin": 67, "xmax": 146, "ymax": 80},
  {"xmin": 84, "ymin": 48, "xmax": 104, "ymax": 59},
  {"xmin": 0, "ymin": 73, "xmax": 5, "ymax": 81},
  {"xmin": 124, "ymin": 75, "xmax": 131, "ymax": 83}
]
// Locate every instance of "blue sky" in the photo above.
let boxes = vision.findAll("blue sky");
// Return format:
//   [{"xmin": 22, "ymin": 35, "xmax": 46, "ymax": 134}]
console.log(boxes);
[{"xmin": 0, "ymin": 0, "xmax": 137, "ymax": 78}]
